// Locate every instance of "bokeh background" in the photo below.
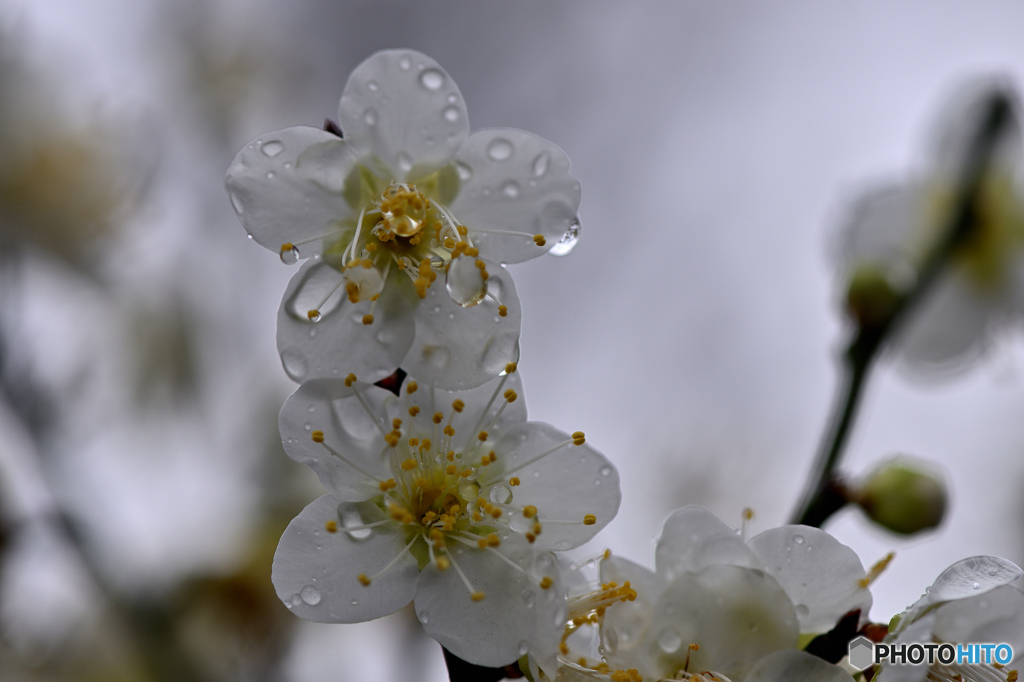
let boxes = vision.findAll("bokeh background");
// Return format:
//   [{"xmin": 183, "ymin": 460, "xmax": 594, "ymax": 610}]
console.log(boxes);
[{"xmin": 3, "ymin": 1, "xmax": 1024, "ymax": 680}]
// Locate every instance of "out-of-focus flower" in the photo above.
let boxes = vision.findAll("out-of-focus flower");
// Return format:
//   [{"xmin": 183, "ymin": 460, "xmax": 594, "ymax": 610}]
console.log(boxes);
[
  {"xmin": 877, "ymin": 556, "xmax": 1024, "ymax": 682},
  {"xmin": 270, "ymin": 367, "xmax": 619, "ymax": 673},
  {"xmin": 538, "ymin": 507, "xmax": 871, "ymax": 682},
  {"xmin": 852, "ymin": 457, "xmax": 947, "ymax": 535},
  {"xmin": 836, "ymin": 83, "xmax": 1024, "ymax": 373},
  {"xmin": 226, "ymin": 49, "xmax": 581, "ymax": 389}
]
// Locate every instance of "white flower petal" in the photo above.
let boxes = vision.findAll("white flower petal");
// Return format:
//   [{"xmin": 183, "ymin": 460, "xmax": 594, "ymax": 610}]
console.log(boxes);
[
  {"xmin": 272, "ymin": 495, "xmax": 417, "ymax": 623},
  {"xmin": 279, "ymin": 379, "xmax": 391, "ymax": 499},
  {"xmin": 482, "ymin": 422, "xmax": 620, "ymax": 551},
  {"xmin": 599, "ymin": 556, "xmax": 664, "ymax": 677},
  {"xmin": 933, "ymin": 584, "xmax": 1024, "ymax": 649},
  {"xmin": 835, "ymin": 183, "xmax": 924, "ymax": 273},
  {"xmin": 743, "ymin": 650, "xmax": 855, "ymax": 682},
  {"xmin": 338, "ymin": 49, "xmax": 468, "ymax": 182},
  {"xmin": 650, "ymin": 565, "xmax": 799, "ymax": 681},
  {"xmin": 654, "ymin": 506, "xmax": 759, "ymax": 581},
  {"xmin": 225, "ymin": 126, "xmax": 357, "ymax": 256},
  {"xmin": 277, "ymin": 260, "xmax": 416, "ymax": 384},
  {"xmin": 403, "ymin": 258, "xmax": 521, "ymax": 390},
  {"xmin": 748, "ymin": 525, "xmax": 872, "ymax": 634},
  {"xmin": 414, "ymin": 533, "xmax": 555, "ymax": 668},
  {"xmin": 876, "ymin": 614, "xmax": 936, "ymax": 682},
  {"xmin": 451, "ymin": 128, "xmax": 581, "ymax": 264},
  {"xmin": 529, "ymin": 552, "xmax": 568, "ymax": 681},
  {"xmin": 927, "ymin": 555, "xmax": 1023, "ymax": 603}
]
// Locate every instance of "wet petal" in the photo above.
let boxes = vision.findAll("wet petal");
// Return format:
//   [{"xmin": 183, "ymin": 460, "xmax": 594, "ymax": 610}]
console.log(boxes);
[
  {"xmin": 875, "ymin": 614, "xmax": 936, "ymax": 682},
  {"xmin": 655, "ymin": 506, "xmax": 759, "ymax": 581},
  {"xmin": 225, "ymin": 126, "xmax": 357, "ymax": 256},
  {"xmin": 482, "ymin": 422, "xmax": 620, "ymax": 551},
  {"xmin": 452, "ymin": 128, "xmax": 581, "ymax": 264},
  {"xmin": 835, "ymin": 183, "xmax": 925, "ymax": 275},
  {"xmin": 927, "ymin": 555, "xmax": 1023, "ymax": 603},
  {"xmin": 403, "ymin": 258, "xmax": 522, "ymax": 390},
  {"xmin": 279, "ymin": 378, "xmax": 393, "ymax": 499},
  {"xmin": 748, "ymin": 525, "xmax": 872, "ymax": 634},
  {"xmin": 272, "ymin": 495, "xmax": 417, "ymax": 623},
  {"xmin": 277, "ymin": 260, "xmax": 416, "ymax": 384},
  {"xmin": 529, "ymin": 552, "xmax": 568, "ymax": 680},
  {"xmin": 933, "ymin": 584, "xmax": 1024, "ymax": 649},
  {"xmin": 338, "ymin": 49, "xmax": 469, "ymax": 182},
  {"xmin": 650, "ymin": 565, "xmax": 799, "ymax": 681},
  {"xmin": 599, "ymin": 556, "xmax": 665, "ymax": 678},
  {"xmin": 743, "ymin": 650, "xmax": 855, "ymax": 682},
  {"xmin": 414, "ymin": 533, "xmax": 556, "ymax": 668}
]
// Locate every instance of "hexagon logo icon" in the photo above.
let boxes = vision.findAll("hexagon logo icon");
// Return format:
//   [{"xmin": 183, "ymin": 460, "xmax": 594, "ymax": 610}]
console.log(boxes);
[{"xmin": 848, "ymin": 635, "xmax": 875, "ymax": 670}]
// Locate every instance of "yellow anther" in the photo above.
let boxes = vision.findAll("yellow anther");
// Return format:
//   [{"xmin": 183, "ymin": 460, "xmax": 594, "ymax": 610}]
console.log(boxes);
[
  {"xmin": 430, "ymin": 528, "xmax": 444, "ymax": 543},
  {"xmin": 504, "ymin": 389, "xmax": 517, "ymax": 402},
  {"xmin": 523, "ymin": 505, "xmax": 537, "ymax": 518},
  {"xmin": 477, "ymin": 538, "xmax": 487, "ymax": 548},
  {"xmin": 436, "ymin": 556, "xmax": 450, "ymax": 571},
  {"xmin": 452, "ymin": 399, "xmax": 465, "ymax": 413},
  {"xmin": 325, "ymin": 520, "xmax": 338, "ymax": 533},
  {"xmin": 539, "ymin": 576, "xmax": 553, "ymax": 590},
  {"xmin": 446, "ymin": 451, "xmax": 456, "ymax": 461},
  {"xmin": 361, "ymin": 259, "xmax": 373, "ymax": 269},
  {"xmin": 1006, "ymin": 670, "xmax": 1018, "ymax": 682},
  {"xmin": 443, "ymin": 425, "xmax": 455, "ymax": 436},
  {"xmin": 488, "ymin": 451, "xmax": 497, "ymax": 463},
  {"xmin": 689, "ymin": 643, "xmax": 700, "ymax": 651},
  {"xmin": 579, "ymin": 658, "xmax": 588, "ymax": 667},
  {"xmin": 461, "ymin": 468, "xmax": 473, "ymax": 478},
  {"xmin": 446, "ymin": 464, "xmax": 458, "ymax": 475},
  {"xmin": 406, "ymin": 381, "xmax": 418, "ymax": 394},
  {"xmin": 478, "ymin": 431, "xmax": 488, "ymax": 441},
  {"xmin": 506, "ymin": 477, "xmax": 519, "ymax": 488},
  {"xmin": 408, "ymin": 437, "xmax": 419, "ymax": 447},
  {"xmin": 344, "ymin": 373, "xmax": 357, "ymax": 387},
  {"xmin": 487, "ymin": 533, "xmax": 500, "ymax": 547},
  {"xmin": 584, "ymin": 514, "xmax": 597, "ymax": 526},
  {"xmin": 490, "ymin": 508, "xmax": 502, "ymax": 519},
  {"xmin": 559, "ymin": 642, "xmax": 569, "ymax": 655},
  {"xmin": 533, "ymin": 522, "xmax": 542, "ymax": 535},
  {"xmin": 420, "ymin": 439, "xmax": 431, "ymax": 451},
  {"xmin": 433, "ymin": 412, "xmax": 444, "ymax": 424},
  {"xmin": 400, "ymin": 458, "xmax": 418, "ymax": 471},
  {"xmin": 365, "ymin": 242, "xmax": 377, "ymax": 252},
  {"xmin": 281, "ymin": 241, "xmax": 295, "ymax": 253},
  {"xmin": 504, "ymin": 362, "xmax": 517, "ymax": 374},
  {"xmin": 466, "ymin": 246, "xmax": 478, "ymax": 257},
  {"xmin": 408, "ymin": 406, "xmax": 420, "ymax": 417},
  {"xmin": 498, "ymin": 305, "xmax": 508, "ymax": 317},
  {"xmin": 470, "ymin": 591, "xmax": 486, "ymax": 602},
  {"xmin": 525, "ymin": 533, "xmax": 536, "ymax": 543},
  {"xmin": 572, "ymin": 431, "xmax": 586, "ymax": 445},
  {"xmin": 396, "ymin": 259, "xmax": 406, "ymax": 269},
  {"xmin": 475, "ymin": 259, "xmax": 486, "ymax": 270},
  {"xmin": 358, "ymin": 573, "xmax": 371, "ymax": 586},
  {"xmin": 743, "ymin": 507, "xmax": 754, "ymax": 520},
  {"xmin": 307, "ymin": 309, "xmax": 320, "ymax": 321},
  {"xmin": 443, "ymin": 237, "xmax": 456, "ymax": 249},
  {"xmin": 311, "ymin": 430, "xmax": 324, "ymax": 443},
  {"xmin": 457, "ymin": 225, "xmax": 468, "ymax": 236},
  {"xmin": 603, "ymin": 548, "xmax": 612, "ymax": 560},
  {"xmin": 362, "ymin": 314, "xmax": 374, "ymax": 325},
  {"xmin": 384, "ymin": 432, "xmax": 399, "ymax": 447},
  {"xmin": 533, "ymin": 234, "xmax": 546, "ymax": 246},
  {"xmin": 860, "ymin": 551, "xmax": 896, "ymax": 588},
  {"xmin": 378, "ymin": 479, "xmax": 396, "ymax": 492},
  {"xmin": 391, "ymin": 418, "xmax": 402, "ymax": 430}
]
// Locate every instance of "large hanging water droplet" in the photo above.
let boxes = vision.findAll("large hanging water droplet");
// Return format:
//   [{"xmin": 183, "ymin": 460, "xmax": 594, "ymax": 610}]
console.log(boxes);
[
  {"xmin": 458, "ymin": 480, "xmax": 480, "ymax": 501},
  {"xmin": 261, "ymin": 140, "xmax": 284, "ymax": 157},
  {"xmin": 446, "ymin": 256, "xmax": 488, "ymax": 307},
  {"xmin": 656, "ymin": 628, "xmax": 682, "ymax": 653},
  {"xmin": 281, "ymin": 348, "xmax": 308, "ymax": 381},
  {"xmin": 300, "ymin": 585, "xmax": 322, "ymax": 606},
  {"xmin": 602, "ymin": 627, "xmax": 619, "ymax": 656},
  {"xmin": 486, "ymin": 138, "xmax": 513, "ymax": 161},
  {"xmin": 548, "ymin": 214, "xmax": 581, "ymax": 256},
  {"xmin": 532, "ymin": 151, "xmax": 550, "ymax": 177},
  {"xmin": 419, "ymin": 68, "xmax": 444, "ymax": 90},
  {"xmin": 280, "ymin": 244, "xmax": 300, "ymax": 264},
  {"xmin": 338, "ymin": 503, "xmax": 374, "ymax": 541},
  {"xmin": 489, "ymin": 483, "xmax": 513, "ymax": 505},
  {"xmin": 509, "ymin": 511, "xmax": 532, "ymax": 533}
]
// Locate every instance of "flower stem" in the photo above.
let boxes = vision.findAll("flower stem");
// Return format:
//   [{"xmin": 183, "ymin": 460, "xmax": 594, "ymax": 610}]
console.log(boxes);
[{"xmin": 792, "ymin": 90, "xmax": 1014, "ymax": 527}]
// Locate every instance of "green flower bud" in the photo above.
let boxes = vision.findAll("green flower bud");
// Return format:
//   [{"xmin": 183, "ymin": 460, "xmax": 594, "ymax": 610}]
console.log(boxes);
[
  {"xmin": 855, "ymin": 457, "xmax": 947, "ymax": 535},
  {"xmin": 844, "ymin": 264, "xmax": 902, "ymax": 328}
]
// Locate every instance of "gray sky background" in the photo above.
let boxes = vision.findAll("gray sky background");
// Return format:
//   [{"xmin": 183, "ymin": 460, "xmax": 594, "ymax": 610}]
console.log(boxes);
[{"xmin": 5, "ymin": 1, "xmax": 1024, "ymax": 679}]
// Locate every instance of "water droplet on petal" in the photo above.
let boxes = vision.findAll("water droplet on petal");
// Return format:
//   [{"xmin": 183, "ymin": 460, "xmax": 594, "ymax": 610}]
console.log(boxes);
[
  {"xmin": 338, "ymin": 503, "xmax": 374, "ymax": 541},
  {"xmin": 489, "ymin": 483, "xmax": 513, "ymax": 505},
  {"xmin": 419, "ymin": 68, "xmax": 444, "ymax": 90},
  {"xmin": 796, "ymin": 604, "xmax": 810, "ymax": 618},
  {"xmin": 501, "ymin": 180, "xmax": 520, "ymax": 198},
  {"xmin": 398, "ymin": 55, "xmax": 411, "ymax": 70},
  {"xmin": 281, "ymin": 348, "xmax": 308, "ymax": 380},
  {"xmin": 368, "ymin": 81, "xmax": 379, "ymax": 91},
  {"xmin": 456, "ymin": 162, "xmax": 473, "ymax": 181},
  {"xmin": 532, "ymin": 151, "xmax": 550, "ymax": 177},
  {"xmin": 280, "ymin": 244, "xmax": 300, "ymax": 264},
  {"xmin": 300, "ymin": 585, "xmax": 321, "ymax": 605},
  {"xmin": 261, "ymin": 140, "xmax": 284, "ymax": 157},
  {"xmin": 973, "ymin": 582, "xmax": 981, "ymax": 589},
  {"xmin": 418, "ymin": 610, "xmax": 429, "ymax": 624},
  {"xmin": 548, "ymin": 214, "xmax": 581, "ymax": 257},
  {"xmin": 458, "ymin": 480, "xmax": 480, "ymax": 500},
  {"xmin": 486, "ymin": 138, "xmax": 513, "ymax": 161},
  {"xmin": 350, "ymin": 598, "xmax": 358, "ymax": 605},
  {"xmin": 447, "ymin": 93, "xmax": 457, "ymax": 103},
  {"xmin": 793, "ymin": 535, "xmax": 804, "ymax": 545},
  {"xmin": 518, "ymin": 641, "xmax": 529, "ymax": 657},
  {"xmin": 230, "ymin": 193, "xmax": 244, "ymax": 215},
  {"xmin": 443, "ymin": 106, "xmax": 459, "ymax": 123},
  {"xmin": 657, "ymin": 628, "xmax": 682, "ymax": 653},
  {"xmin": 509, "ymin": 512, "xmax": 532, "ymax": 533},
  {"xmin": 523, "ymin": 591, "xmax": 535, "ymax": 608},
  {"xmin": 446, "ymin": 256, "xmax": 488, "ymax": 307},
  {"xmin": 397, "ymin": 153, "xmax": 413, "ymax": 173},
  {"xmin": 600, "ymin": 466, "xmax": 612, "ymax": 477},
  {"xmin": 308, "ymin": 310, "xmax": 322, "ymax": 323},
  {"xmin": 363, "ymin": 108, "xmax": 377, "ymax": 126},
  {"xmin": 266, "ymin": 171, "xmax": 275, "ymax": 179}
]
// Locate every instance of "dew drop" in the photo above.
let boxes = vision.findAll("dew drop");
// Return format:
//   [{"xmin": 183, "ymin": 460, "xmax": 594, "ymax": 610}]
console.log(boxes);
[
  {"xmin": 247, "ymin": 233, "xmax": 253, "ymax": 239},
  {"xmin": 338, "ymin": 504, "xmax": 374, "ymax": 541},
  {"xmin": 456, "ymin": 162, "xmax": 473, "ymax": 181},
  {"xmin": 397, "ymin": 153, "xmax": 413, "ymax": 173},
  {"xmin": 281, "ymin": 348, "xmax": 308, "ymax": 381},
  {"xmin": 303, "ymin": 423, "xmax": 312, "ymax": 431},
  {"xmin": 796, "ymin": 604, "xmax": 810, "ymax": 618},
  {"xmin": 363, "ymin": 108, "xmax": 377, "ymax": 126},
  {"xmin": 280, "ymin": 244, "xmax": 300, "ymax": 264},
  {"xmin": 518, "ymin": 641, "xmax": 529, "ymax": 657},
  {"xmin": 309, "ymin": 328, "xmax": 317, "ymax": 338},
  {"xmin": 261, "ymin": 140, "xmax": 284, "ymax": 157},
  {"xmin": 523, "ymin": 591, "xmax": 535, "ymax": 608},
  {"xmin": 230, "ymin": 193, "xmax": 244, "ymax": 215},
  {"xmin": 443, "ymin": 106, "xmax": 459, "ymax": 123},
  {"xmin": 600, "ymin": 466, "xmax": 612, "ymax": 477},
  {"xmin": 501, "ymin": 180, "xmax": 520, "ymax": 198},
  {"xmin": 398, "ymin": 55, "xmax": 411, "ymax": 70},
  {"xmin": 532, "ymin": 151, "xmax": 550, "ymax": 177},
  {"xmin": 549, "ymin": 214, "xmax": 581, "ymax": 256},
  {"xmin": 657, "ymin": 628, "xmax": 682, "ymax": 653},
  {"xmin": 368, "ymin": 81, "xmax": 379, "ymax": 91},
  {"xmin": 973, "ymin": 582, "xmax": 981, "ymax": 589},
  {"xmin": 509, "ymin": 511, "xmax": 532, "ymax": 533},
  {"xmin": 350, "ymin": 599, "xmax": 358, "ymax": 605},
  {"xmin": 489, "ymin": 483, "xmax": 513, "ymax": 505},
  {"xmin": 486, "ymin": 138, "xmax": 513, "ymax": 161},
  {"xmin": 418, "ymin": 610, "xmax": 429, "ymax": 624},
  {"xmin": 308, "ymin": 310, "xmax": 322, "ymax": 323},
  {"xmin": 447, "ymin": 93, "xmax": 457, "ymax": 103},
  {"xmin": 300, "ymin": 585, "xmax": 321, "ymax": 606},
  {"xmin": 458, "ymin": 480, "xmax": 480, "ymax": 501},
  {"xmin": 284, "ymin": 162, "xmax": 292, "ymax": 170},
  {"xmin": 419, "ymin": 68, "xmax": 444, "ymax": 90},
  {"xmin": 793, "ymin": 535, "xmax": 804, "ymax": 545},
  {"xmin": 446, "ymin": 256, "xmax": 488, "ymax": 307}
]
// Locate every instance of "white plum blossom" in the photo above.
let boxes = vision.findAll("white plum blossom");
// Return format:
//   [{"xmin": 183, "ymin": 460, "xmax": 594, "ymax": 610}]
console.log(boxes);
[
  {"xmin": 534, "ymin": 507, "xmax": 871, "ymax": 682},
  {"xmin": 877, "ymin": 556, "xmax": 1024, "ymax": 682},
  {"xmin": 225, "ymin": 49, "xmax": 581, "ymax": 389},
  {"xmin": 271, "ymin": 366, "xmax": 620, "ymax": 673},
  {"xmin": 836, "ymin": 83, "xmax": 1024, "ymax": 374}
]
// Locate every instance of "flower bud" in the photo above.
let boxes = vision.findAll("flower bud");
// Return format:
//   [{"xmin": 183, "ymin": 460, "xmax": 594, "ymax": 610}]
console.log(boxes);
[
  {"xmin": 844, "ymin": 264, "xmax": 902, "ymax": 328},
  {"xmin": 854, "ymin": 457, "xmax": 947, "ymax": 535}
]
